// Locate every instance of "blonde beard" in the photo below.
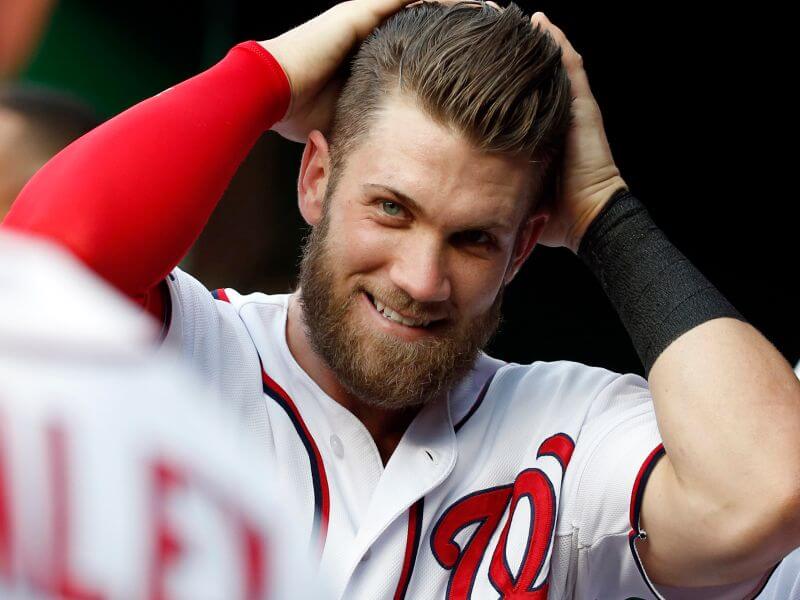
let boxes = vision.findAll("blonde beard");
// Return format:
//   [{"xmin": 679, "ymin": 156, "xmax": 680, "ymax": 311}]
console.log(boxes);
[{"xmin": 298, "ymin": 205, "xmax": 504, "ymax": 410}]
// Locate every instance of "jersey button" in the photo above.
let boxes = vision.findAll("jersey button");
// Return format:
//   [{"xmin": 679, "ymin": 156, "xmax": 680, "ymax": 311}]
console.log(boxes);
[{"xmin": 330, "ymin": 434, "xmax": 344, "ymax": 458}]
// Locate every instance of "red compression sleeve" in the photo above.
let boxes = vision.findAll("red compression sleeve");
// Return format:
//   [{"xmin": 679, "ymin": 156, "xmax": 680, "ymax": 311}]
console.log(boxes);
[{"xmin": 2, "ymin": 41, "xmax": 290, "ymax": 308}]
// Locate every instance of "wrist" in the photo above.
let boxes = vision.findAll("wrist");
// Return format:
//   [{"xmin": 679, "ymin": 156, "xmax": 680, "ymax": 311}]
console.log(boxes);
[
  {"xmin": 232, "ymin": 41, "xmax": 292, "ymax": 126},
  {"xmin": 577, "ymin": 192, "xmax": 743, "ymax": 374},
  {"xmin": 568, "ymin": 177, "xmax": 629, "ymax": 253}
]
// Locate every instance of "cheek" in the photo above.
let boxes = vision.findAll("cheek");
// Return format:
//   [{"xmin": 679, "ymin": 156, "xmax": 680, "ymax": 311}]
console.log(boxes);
[
  {"xmin": 327, "ymin": 213, "xmax": 395, "ymax": 275},
  {"xmin": 448, "ymin": 252, "xmax": 509, "ymax": 316}
]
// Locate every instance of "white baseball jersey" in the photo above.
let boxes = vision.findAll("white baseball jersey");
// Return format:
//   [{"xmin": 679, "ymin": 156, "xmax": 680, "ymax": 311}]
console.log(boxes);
[
  {"xmin": 0, "ymin": 233, "xmax": 323, "ymax": 600},
  {"xmin": 161, "ymin": 267, "xmax": 776, "ymax": 599},
  {"xmin": 754, "ymin": 551, "xmax": 800, "ymax": 600}
]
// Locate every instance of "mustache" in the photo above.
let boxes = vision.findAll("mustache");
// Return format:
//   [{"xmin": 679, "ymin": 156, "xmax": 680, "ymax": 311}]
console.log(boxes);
[{"xmin": 357, "ymin": 285, "xmax": 450, "ymax": 323}]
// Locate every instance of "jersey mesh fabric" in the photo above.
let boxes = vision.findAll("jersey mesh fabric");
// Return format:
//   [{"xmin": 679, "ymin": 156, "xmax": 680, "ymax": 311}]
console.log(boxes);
[
  {"xmin": 557, "ymin": 374, "xmax": 661, "ymax": 599},
  {"xmin": 160, "ymin": 267, "xmax": 765, "ymax": 599},
  {"xmin": 164, "ymin": 269, "xmax": 319, "ymax": 548},
  {"xmin": 416, "ymin": 361, "xmax": 660, "ymax": 599},
  {"xmin": 163, "ymin": 269, "xmax": 268, "ymax": 440}
]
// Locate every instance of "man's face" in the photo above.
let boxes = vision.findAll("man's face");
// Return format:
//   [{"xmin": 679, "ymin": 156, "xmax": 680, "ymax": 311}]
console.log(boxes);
[{"xmin": 298, "ymin": 95, "xmax": 542, "ymax": 410}]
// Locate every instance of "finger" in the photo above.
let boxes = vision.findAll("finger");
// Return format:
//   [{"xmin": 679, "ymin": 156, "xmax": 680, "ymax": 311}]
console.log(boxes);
[
  {"xmin": 361, "ymin": 0, "xmax": 418, "ymax": 18},
  {"xmin": 346, "ymin": 0, "xmax": 418, "ymax": 41},
  {"xmin": 406, "ymin": 0, "xmax": 491, "ymax": 9},
  {"xmin": 531, "ymin": 12, "xmax": 592, "ymax": 99},
  {"xmin": 351, "ymin": 0, "xmax": 472, "ymax": 42},
  {"xmin": 406, "ymin": 0, "xmax": 460, "ymax": 5},
  {"xmin": 531, "ymin": 12, "xmax": 576, "ymax": 55}
]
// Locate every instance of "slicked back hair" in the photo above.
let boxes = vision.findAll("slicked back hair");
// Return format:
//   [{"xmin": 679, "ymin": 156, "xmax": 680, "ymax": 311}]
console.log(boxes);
[{"xmin": 327, "ymin": 1, "xmax": 573, "ymax": 208}]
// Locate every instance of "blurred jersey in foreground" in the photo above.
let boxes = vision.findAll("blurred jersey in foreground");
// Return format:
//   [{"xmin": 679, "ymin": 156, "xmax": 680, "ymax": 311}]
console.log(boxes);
[{"xmin": 0, "ymin": 232, "xmax": 324, "ymax": 599}]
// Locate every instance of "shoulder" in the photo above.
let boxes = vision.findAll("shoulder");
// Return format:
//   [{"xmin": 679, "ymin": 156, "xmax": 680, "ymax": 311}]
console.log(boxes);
[
  {"xmin": 166, "ymin": 268, "xmax": 290, "ymax": 331},
  {"xmin": 212, "ymin": 287, "xmax": 292, "ymax": 342},
  {"xmin": 489, "ymin": 357, "xmax": 648, "ymax": 416},
  {"xmin": 451, "ymin": 353, "xmax": 653, "ymax": 454},
  {"xmin": 497, "ymin": 360, "xmax": 655, "ymax": 458},
  {"xmin": 217, "ymin": 287, "xmax": 290, "ymax": 315}
]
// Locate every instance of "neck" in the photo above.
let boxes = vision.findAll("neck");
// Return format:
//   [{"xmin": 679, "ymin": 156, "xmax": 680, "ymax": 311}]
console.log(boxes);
[{"xmin": 286, "ymin": 292, "xmax": 420, "ymax": 463}]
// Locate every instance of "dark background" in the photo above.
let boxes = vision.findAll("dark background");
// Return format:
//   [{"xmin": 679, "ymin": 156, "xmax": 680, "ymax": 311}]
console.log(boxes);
[{"xmin": 16, "ymin": 0, "xmax": 798, "ymax": 375}]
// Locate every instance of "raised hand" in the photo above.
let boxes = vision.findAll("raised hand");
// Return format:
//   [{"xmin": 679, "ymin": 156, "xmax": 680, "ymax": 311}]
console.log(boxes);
[
  {"xmin": 260, "ymin": 0, "xmax": 413, "ymax": 142},
  {"xmin": 530, "ymin": 12, "xmax": 628, "ymax": 253}
]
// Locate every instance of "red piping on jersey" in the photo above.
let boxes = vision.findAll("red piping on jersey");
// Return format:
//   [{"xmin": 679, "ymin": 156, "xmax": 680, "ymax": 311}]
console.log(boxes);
[
  {"xmin": 211, "ymin": 287, "xmax": 330, "ymax": 552},
  {"xmin": 393, "ymin": 498, "xmax": 424, "ymax": 600},
  {"xmin": 628, "ymin": 443, "xmax": 665, "ymax": 531},
  {"xmin": 260, "ymin": 367, "xmax": 330, "ymax": 553},
  {"xmin": 627, "ymin": 443, "xmax": 666, "ymax": 598},
  {"xmin": 627, "ymin": 448, "xmax": 781, "ymax": 600},
  {"xmin": 211, "ymin": 288, "xmax": 230, "ymax": 303}
]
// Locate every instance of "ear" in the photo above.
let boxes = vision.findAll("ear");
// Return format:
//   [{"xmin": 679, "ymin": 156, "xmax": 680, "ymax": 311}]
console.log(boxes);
[
  {"xmin": 298, "ymin": 130, "xmax": 331, "ymax": 227},
  {"xmin": 504, "ymin": 212, "xmax": 548, "ymax": 285}
]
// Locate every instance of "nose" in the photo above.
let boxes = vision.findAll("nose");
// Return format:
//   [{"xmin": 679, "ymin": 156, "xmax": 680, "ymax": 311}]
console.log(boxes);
[{"xmin": 389, "ymin": 233, "xmax": 451, "ymax": 304}]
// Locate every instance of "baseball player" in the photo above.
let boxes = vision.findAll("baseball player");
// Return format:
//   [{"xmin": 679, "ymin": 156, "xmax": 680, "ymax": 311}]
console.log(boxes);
[
  {"xmin": 0, "ymin": 231, "xmax": 323, "ymax": 599},
  {"xmin": 4, "ymin": 1, "xmax": 800, "ymax": 598}
]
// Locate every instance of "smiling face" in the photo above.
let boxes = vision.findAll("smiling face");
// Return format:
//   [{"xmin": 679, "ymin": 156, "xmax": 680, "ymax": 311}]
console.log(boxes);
[{"xmin": 297, "ymin": 94, "xmax": 546, "ymax": 409}]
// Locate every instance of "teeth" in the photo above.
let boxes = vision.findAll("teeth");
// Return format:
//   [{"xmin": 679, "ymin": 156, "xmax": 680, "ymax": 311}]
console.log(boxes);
[
  {"xmin": 384, "ymin": 307, "xmax": 407, "ymax": 325},
  {"xmin": 370, "ymin": 295, "xmax": 430, "ymax": 328}
]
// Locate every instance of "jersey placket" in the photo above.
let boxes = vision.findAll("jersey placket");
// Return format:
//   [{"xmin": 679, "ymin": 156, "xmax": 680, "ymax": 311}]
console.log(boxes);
[{"xmin": 332, "ymin": 392, "xmax": 458, "ymax": 599}]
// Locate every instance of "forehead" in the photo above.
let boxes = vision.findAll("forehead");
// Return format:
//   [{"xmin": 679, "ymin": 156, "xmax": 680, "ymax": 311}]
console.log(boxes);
[{"xmin": 345, "ymin": 94, "xmax": 534, "ymax": 228}]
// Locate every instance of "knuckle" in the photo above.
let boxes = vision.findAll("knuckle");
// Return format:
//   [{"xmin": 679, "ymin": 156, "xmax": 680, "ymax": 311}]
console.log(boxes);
[{"xmin": 566, "ymin": 52, "xmax": 583, "ymax": 69}]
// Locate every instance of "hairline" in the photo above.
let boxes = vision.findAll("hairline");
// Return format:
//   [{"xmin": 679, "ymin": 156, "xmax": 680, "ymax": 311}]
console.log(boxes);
[{"xmin": 327, "ymin": 90, "xmax": 546, "ymax": 214}]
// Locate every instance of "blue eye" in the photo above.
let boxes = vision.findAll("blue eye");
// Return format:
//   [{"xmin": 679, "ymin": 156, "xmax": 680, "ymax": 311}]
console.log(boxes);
[
  {"xmin": 461, "ymin": 230, "xmax": 493, "ymax": 246},
  {"xmin": 471, "ymin": 232, "xmax": 491, "ymax": 245},
  {"xmin": 381, "ymin": 200, "xmax": 403, "ymax": 217}
]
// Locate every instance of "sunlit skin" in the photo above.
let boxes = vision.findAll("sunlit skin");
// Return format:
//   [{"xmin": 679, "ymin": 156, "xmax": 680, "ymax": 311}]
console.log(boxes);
[
  {"xmin": 287, "ymin": 93, "xmax": 547, "ymax": 457},
  {"xmin": 0, "ymin": 107, "xmax": 29, "ymax": 218}
]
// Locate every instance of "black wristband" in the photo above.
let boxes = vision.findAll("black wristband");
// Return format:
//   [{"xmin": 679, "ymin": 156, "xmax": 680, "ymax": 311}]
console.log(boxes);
[{"xmin": 577, "ymin": 189, "xmax": 745, "ymax": 375}]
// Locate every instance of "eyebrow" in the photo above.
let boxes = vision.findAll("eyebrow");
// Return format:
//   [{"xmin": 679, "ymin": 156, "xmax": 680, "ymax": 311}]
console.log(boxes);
[
  {"xmin": 362, "ymin": 183, "xmax": 514, "ymax": 232},
  {"xmin": 364, "ymin": 183, "xmax": 423, "ymax": 213}
]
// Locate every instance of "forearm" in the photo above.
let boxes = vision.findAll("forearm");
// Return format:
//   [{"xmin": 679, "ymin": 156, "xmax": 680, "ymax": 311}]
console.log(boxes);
[
  {"xmin": 579, "ymin": 190, "xmax": 800, "ymax": 582},
  {"xmin": 2, "ymin": 41, "xmax": 290, "ymax": 302}
]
